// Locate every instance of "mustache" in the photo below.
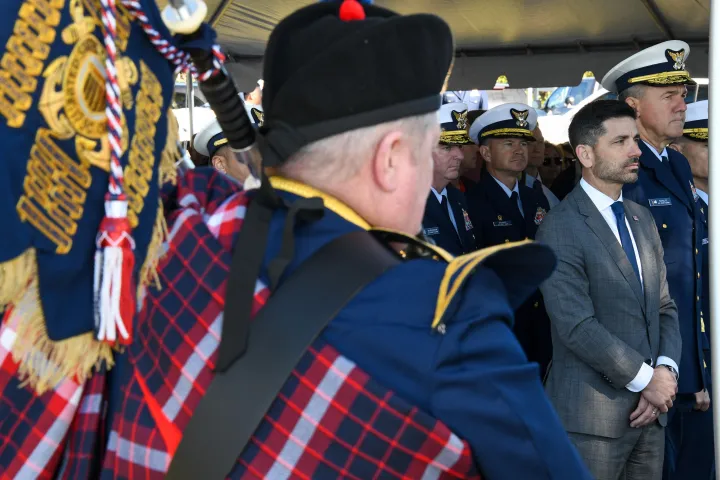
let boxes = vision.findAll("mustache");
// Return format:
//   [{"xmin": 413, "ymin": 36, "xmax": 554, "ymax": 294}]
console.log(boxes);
[{"xmin": 625, "ymin": 158, "xmax": 640, "ymax": 167}]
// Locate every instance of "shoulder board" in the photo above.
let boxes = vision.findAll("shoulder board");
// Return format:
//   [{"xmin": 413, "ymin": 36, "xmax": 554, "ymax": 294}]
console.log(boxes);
[
  {"xmin": 432, "ymin": 239, "xmax": 556, "ymax": 329},
  {"xmin": 370, "ymin": 228, "xmax": 454, "ymax": 262}
]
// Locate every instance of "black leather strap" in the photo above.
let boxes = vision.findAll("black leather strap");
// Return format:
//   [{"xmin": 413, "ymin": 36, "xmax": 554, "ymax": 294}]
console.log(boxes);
[
  {"xmin": 215, "ymin": 180, "xmax": 277, "ymax": 373},
  {"xmin": 166, "ymin": 230, "xmax": 400, "ymax": 480}
]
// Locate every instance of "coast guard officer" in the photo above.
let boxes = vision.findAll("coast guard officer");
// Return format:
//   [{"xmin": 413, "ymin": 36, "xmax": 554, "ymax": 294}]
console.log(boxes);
[
  {"xmin": 668, "ymin": 99, "xmax": 713, "ymax": 480},
  {"xmin": 465, "ymin": 103, "xmax": 553, "ymax": 376},
  {"xmin": 194, "ymin": 104, "xmax": 264, "ymax": 189},
  {"xmin": 422, "ymin": 102, "xmax": 476, "ymax": 255},
  {"xmin": 602, "ymin": 40, "xmax": 708, "ymax": 480}
]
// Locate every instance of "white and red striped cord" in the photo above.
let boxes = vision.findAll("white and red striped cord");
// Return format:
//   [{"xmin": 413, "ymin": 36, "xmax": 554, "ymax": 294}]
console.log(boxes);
[{"xmin": 94, "ymin": 0, "xmax": 225, "ymax": 345}]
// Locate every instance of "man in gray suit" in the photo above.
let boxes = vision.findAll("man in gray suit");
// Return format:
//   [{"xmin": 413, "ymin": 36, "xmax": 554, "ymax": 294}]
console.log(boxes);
[{"xmin": 537, "ymin": 100, "xmax": 682, "ymax": 480}]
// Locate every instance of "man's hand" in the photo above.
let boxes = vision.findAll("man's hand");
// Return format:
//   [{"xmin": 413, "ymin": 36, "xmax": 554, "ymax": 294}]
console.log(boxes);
[
  {"xmin": 642, "ymin": 367, "xmax": 677, "ymax": 412},
  {"xmin": 694, "ymin": 389, "xmax": 711, "ymax": 412},
  {"xmin": 630, "ymin": 394, "xmax": 660, "ymax": 428}
]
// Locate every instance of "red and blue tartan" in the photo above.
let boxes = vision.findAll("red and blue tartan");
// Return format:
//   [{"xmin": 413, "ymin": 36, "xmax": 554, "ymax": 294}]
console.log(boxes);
[{"xmin": 0, "ymin": 169, "xmax": 480, "ymax": 479}]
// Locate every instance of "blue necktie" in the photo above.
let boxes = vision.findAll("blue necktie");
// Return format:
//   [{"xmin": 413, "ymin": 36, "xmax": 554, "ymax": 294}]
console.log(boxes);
[{"xmin": 611, "ymin": 201, "xmax": 641, "ymax": 286}]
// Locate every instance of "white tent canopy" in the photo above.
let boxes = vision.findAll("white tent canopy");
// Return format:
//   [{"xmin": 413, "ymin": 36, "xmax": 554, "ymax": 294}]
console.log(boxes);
[{"xmin": 193, "ymin": 0, "xmax": 710, "ymax": 90}]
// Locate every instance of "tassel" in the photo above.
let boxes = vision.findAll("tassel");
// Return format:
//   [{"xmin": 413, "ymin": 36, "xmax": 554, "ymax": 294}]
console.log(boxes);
[{"xmin": 94, "ymin": 199, "xmax": 136, "ymax": 345}]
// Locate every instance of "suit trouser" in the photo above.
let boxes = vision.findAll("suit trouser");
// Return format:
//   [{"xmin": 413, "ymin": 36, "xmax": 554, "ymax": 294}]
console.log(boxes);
[
  {"xmin": 663, "ymin": 401, "xmax": 715, "ymax": 480},
  {"xmin": 568, "ymin": 422, "xmax": 664, "ymax": 480}
]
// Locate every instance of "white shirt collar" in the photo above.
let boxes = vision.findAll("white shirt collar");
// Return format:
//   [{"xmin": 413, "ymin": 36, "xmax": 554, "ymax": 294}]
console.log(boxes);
[
  {"xmin": 491, "ymin": 175, "xmax": 520, "ymax": 198},
  {"xmin": 524, "ymin": 171, "xmax": 544, "ymax": 186},
  {"xmin": 642, "ymin": 140, "xmax": 669, "ymax": 161},
  {"xmin": 580, "ymin": 178, "xmax": 623, "ymax": 211},
  {"xmin": 697, "ymin": 188, "xmax": 709, "ymax": 205},
  {"xmin": 431, "ymin": 187, "xmax": 448, "ymax": 203}
]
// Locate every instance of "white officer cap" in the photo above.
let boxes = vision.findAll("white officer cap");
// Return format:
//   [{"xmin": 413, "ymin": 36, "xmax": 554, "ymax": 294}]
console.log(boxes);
[
  {"xmin": 684, "ymin": 100, "xmax": 708, "ymax": 141},
  {"xmin": 437, "ymin": 102, "xmax": 471, "ymax": 145},
  {"xmin": 194, "ymin": 104, "xmax": 265, "ymax": 157},
  {"xmin": 468, "ymin": 103, "xmax": 537, "ymax": 145},
  {"xmin": 601, "ymin": 40, "xmax": 696, "ymax": 94},
  {"xmin": 193, "ymin": 119, "xmax": 226, "ymax": 157}
]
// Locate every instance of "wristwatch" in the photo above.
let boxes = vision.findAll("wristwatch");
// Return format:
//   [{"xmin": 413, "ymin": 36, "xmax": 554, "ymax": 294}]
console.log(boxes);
[{"xmin": 663, "ymin": 364, "xmax": 679, "ymax": 382}]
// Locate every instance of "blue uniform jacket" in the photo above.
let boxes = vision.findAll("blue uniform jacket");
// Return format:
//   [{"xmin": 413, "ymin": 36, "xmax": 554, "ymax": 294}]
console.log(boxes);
[
  {"xmin": 623, "ymin": 142, "xmax": 707, "ymax": 395},
  {"xmin": 699, "ymin": 198, "xmax": 711, "ymax": 375},
  {"xmin": 464, "ymin": 172, "xmax": 553, "ymax": 376},
  {"xmin": 264, "ymin": 177, "xmax": 592, "ymax": 479},
  {"xmin": 422, "ymin": 185, "xmax": 476, "ymax": 256}
]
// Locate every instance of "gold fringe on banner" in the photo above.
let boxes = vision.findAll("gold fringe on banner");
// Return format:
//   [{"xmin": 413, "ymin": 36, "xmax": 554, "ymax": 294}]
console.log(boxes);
[
  {"xmin": 0, "ymin": 248, "xmax": 36, "ymax": 308},
  {"xmin": 7, "ymin": 274, "xmax": 113, "ymax": 395},
  {"xmin": 159, "ymin": 109, "xmax": 180, "ymax": 186},
  {"xmin": 140, "ymin": 198, "xmax": 169, "ymax": 291}
]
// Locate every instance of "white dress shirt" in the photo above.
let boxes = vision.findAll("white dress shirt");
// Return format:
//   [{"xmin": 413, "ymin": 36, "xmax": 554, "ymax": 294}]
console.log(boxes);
[
  {"xmin": 642, "ymin": 140, "xmax": 669, "ymax": 161},
  {"xmin": 580, "ymin": 178, "xmax": 678, "ymax": 392},
  {"xmin": 697, "ymin": 188, "xmax": 709, "ymax": 205},
  {"xmin": 525, "ymin": 172, "xmax": 560, "ymax": 208},
  {"xmin": 431, "ymin": 187, "xmax": 459, "ymax": 234},
  {"xmin": 491, "ymin": 175, "xmax": 523, "ymax": 216}
]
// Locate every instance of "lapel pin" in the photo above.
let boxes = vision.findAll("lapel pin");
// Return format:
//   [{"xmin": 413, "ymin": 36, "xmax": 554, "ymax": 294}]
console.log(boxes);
[{"xmin": 632, "ymin": 215, "xmax": 639, "ymax": 221}]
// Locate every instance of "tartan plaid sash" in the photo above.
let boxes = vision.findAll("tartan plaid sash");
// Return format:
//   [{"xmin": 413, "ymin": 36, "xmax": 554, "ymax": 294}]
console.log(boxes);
[{"xmin": 0, "ymin": 168, "xmax": 480, "ymax": 479}]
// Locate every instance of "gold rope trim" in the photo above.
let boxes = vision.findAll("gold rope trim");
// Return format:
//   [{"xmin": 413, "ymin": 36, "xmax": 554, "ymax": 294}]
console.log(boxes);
[
  {"xmin": 0, "ymin": 248, "xmax": 36, "ymax": 308},
  {"xmin": 684, "ymin": 128, "xmax": 708, "ymax": 140},
  {"xmin": 629, "ymin": 70, "xmax": 692, "ymax": 85},
  {"xmin": 432, "ymin": 239, "xmax": 533, "ymax": 328},
  {"xmin": 159, "ymin": 109, "xmax": 180, "ymax": 186},
  {"xmin": 480, "ymin": 128, "xmax": 535, "ymax": 139},
  {"xmin": 270, "ymin": 177, "xmax": 371, "ymax": 230},
  {"xmin": 440, "ymin": 130, "xmax": 472, "ymax": 144},
  {"xmin": 139, "ymin": 197, "xmax": 168, "ymax": 291},
  {"xmin": 8, "ymin": 272, "xmax": 113, "ymax": 395}
]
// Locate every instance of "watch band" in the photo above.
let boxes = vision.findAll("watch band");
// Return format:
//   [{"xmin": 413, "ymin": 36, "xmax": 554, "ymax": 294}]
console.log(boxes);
[{"xmin": 663, "ymin": 364, "xmax": 679, "ymax": 382}]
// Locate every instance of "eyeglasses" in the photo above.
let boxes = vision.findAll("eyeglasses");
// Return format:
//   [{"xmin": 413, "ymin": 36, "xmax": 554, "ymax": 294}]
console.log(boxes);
[{"xmin": 543, "ymin": 157, "xmax": 563, "ymax": 166}]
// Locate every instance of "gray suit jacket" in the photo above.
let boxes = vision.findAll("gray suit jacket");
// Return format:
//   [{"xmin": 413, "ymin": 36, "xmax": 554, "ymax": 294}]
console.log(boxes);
[{"xmin": 537, "ymin": 183, "xmax": 681, "ymax": 439}]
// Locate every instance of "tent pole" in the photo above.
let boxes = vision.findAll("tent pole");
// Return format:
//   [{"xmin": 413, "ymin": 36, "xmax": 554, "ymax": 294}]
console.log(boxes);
[
  {"xmin": 186, "ymin": 79, "xmax": 195, "ymax": 143},
  {"xmin": 709, "ymin": 0, "xmax": 720, "ymax": 476}
]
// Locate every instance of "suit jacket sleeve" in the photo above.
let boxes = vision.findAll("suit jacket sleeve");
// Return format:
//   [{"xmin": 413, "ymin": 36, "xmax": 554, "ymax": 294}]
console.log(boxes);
[
  {"xmin": 648, "ymin": 213, "xmax": 682, "ymax": 363},
  {"xmin": 536, "ymin": 214, "xmax": 647, "ymax": 388},
  {"xmin": 431, "ymin": 266, "xmax": 592, "ymax": 480}
]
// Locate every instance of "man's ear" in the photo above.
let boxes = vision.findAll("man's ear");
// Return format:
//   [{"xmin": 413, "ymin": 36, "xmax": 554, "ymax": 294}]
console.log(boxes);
[
  {"xmin": 575, "ymin": 145, "xmax": 594, "ymax": 169},
  {"xmin": 479, "ymin": 144, "xmax": 492, "ymax": 163},
  {"xmin": 625, "ymin": 96, "xmax": 640, "ymax": 116},
  {"xmin": 371, "ymin": 130, "xmax": 406, "ymax": 193},
  {"xmin": 212, "ymin": 155, "xmax": 227, "ymax": 173}
]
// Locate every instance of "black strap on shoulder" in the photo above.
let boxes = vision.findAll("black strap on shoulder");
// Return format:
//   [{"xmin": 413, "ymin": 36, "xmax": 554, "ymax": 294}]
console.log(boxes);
[{"xmin": 166, "ymin": 230, "xmax": 400, "ymax": 480}]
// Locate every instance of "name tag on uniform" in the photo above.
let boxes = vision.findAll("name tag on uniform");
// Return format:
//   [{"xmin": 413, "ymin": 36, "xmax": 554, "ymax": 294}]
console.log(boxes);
[
  {"xmin": 703, "ymin": 237, "xmax": 709, "ymax": 245},
  {"xmin": 493, "ymin": 220, "xmax": 513, "ymax": 227},
  {"xmin": 648, "ymin": 198, "xmax": 672, "ymax": 207},
  {"xmin": 423, "ymin": 227, "xmax": 440, "ymax": 236}
]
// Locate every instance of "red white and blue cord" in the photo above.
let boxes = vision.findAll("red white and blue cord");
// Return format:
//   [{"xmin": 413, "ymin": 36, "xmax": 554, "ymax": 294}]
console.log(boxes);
[{"xmin": 94, "ymin": 0, "xmax": 225, "ymax": 345}]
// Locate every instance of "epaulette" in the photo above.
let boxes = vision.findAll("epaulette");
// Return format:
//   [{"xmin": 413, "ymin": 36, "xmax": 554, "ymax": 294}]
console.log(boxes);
[
  {"xmin": 370, "ymin": 228, "xmax": 454, "ymax": 262},
  {"xmin": 432, "ymin": 240, "xmax": 556, "ymax": 330}
]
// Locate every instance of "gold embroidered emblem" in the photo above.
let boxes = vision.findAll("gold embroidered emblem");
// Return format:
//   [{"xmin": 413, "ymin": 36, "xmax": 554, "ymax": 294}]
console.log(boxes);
[
  {"xmin": 0, "ymin": 0, "xmax": 65, "ymax": 128},
  {"xmin": 18, "ymin": 0, "xmax": 138, "ymax": 252},
  {"xmin": 452, "ymin": 110, "xmax": 468, "ymax": 130},
  {"xmin": 251, "ymin": 107, "xmax": 264, "ymax": 127},
  {"xmin": 510, "ymin": 108, "xmax": 529, "ymax": 128},
  {"xmin": 124, "ymin": 61, "xmax": 163, "ymax": 228},
  {"xmin": 667, "ymin": 49, "xmax": 686, "ymax": 71}
]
